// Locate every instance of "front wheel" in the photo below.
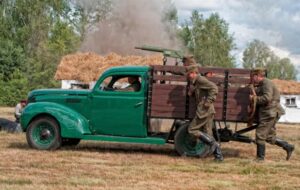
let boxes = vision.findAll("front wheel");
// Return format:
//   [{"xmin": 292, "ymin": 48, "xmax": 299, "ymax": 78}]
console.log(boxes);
[
  {"xmin": 174, "ymin": 123, "xmax": 210, "ymax": 157},
  {"xmin": 26, "ymin": 116, "xmax": 62, "ymax": 150}
]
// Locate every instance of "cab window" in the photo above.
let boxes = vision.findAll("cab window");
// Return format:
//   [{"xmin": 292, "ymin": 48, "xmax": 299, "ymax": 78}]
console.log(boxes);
[{"xmin": 100, "ymin": 75, "xmax": 141, "ymax": 92}]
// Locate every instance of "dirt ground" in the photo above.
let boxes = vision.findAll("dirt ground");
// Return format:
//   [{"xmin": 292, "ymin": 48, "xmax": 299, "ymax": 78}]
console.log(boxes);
[{"xmin": 0, "ymin": 107, "xmax": 299, "ymax": 190}]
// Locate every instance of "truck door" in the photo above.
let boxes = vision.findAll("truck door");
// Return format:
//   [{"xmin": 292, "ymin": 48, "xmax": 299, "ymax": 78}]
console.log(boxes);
[{"xmin": 90, "ymin": 73, "xmax": 148, "ymax": 137}]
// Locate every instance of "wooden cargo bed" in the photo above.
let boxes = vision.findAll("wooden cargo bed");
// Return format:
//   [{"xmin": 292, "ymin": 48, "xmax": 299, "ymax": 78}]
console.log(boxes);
[{"xmin": 148, "ymin": 65, "xmax": 253, "ymax": 123}]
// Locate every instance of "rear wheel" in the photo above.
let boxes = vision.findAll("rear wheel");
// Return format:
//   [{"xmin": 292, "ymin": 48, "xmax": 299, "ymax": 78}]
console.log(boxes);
[
  {"xmin": 26, "ymin": 116, "xmax": 62, "ymax": 150},
  {"xmin": 174, "ymin": 123, "xmax": 210, "ymax": 157}
]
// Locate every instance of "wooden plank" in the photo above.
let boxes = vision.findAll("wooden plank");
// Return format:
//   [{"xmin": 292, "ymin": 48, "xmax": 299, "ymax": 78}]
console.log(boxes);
[
  {"xmin": 227, "ymin": 93, "xmax": 250, "ymax": 100},
  {"xmin": 152, "ymin": 65, "xmax": 185, "ymax": 73},
  {"xmin": 216, "ymin": 94, "xmax": 224, "ymax": 100},
  {"xmin": 207, "ymin": 77, "xmax": 225, "ymax": 84},
  {"xmin": 151, "ymin": 96, "xmax": 186, "ymax": 103},
  {"xmin": 228, "ymin": 73, "xmax": 251, "ymax": 77},
  {"xmin": 214, "ymin": 114, "xmax": 223, "ymax": 120},
  {"xmin": 152, "ymin": 84, "xmax": 186, "ymax": 97},
  {"xmin": 227, "ymin": 108, "xmax": 249, "ymax": 115},
  {"xmin": 228, "ymin": 77, "xmax": 251, "ymax": 84},
  {"xmin": 152, "ymin": 90, "xmax": 186, "ymax": 97},
  {"xmin": 226, "ymin": 102, "xmax": 249, "ymax": 109},
  {"xmin": 152, "ymin": 84, "xmax": 186, "ymax": 90},
  {"xmin": 226, "ymin": 114, "xmax": 249, "ymax": 122},
  {"xmin": 153, "ymin": 75, "xmax": 187, "ymax": 82},
  {"xmin": 197, "ymin": 67, "xmax": 227, "ymax": 74},
  {"xmin": 151, "ymin": 105, "xmax": 186, "ymax": 112},
  {"xmin": 227, "ymin": 87, "xmax": 250, "ymax": 94},
  {"xmin": 152, "ymin": 65, "xmax": 251, "ymax": 75},
  {"xmin": 228, "ymin": 68, "xmax": 251, "ymax": 74},
  {"xmin": 150, "ymin": 111, "xmax": 185, "ymax": 118},
  {"xmin": 214, "ymin": 102, "xmax": 225, "ymax": 108}
]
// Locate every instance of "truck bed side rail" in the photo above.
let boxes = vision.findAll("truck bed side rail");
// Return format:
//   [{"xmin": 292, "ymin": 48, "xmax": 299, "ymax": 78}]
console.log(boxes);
[{"xmin": 149, "ymin": 65, "xmax": 254, "ymax": 123}]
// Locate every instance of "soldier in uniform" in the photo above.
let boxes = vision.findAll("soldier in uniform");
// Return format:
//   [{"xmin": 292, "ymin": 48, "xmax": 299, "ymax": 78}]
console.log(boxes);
[
  {"xmin": 250, "ymin": 68, "xmax": 295, "ymax": 161},
  {"xmin": 170, "ymin": 55, "xmax": 197, "ymax": 75},
  {"xmin": 182, "ymin": 55, "xmax": 197, "ymax": 66},
  {"xmin": 122, "ymin": 76, "xmax": 141, "ymax": 92},
  {"xmin": 186, "ymin": 66, "xmax": 224, "ymax": 161}
]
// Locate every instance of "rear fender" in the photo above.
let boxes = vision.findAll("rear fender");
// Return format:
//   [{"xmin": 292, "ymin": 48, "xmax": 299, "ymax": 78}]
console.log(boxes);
[{"xmin": 20, "ymin": 102, "xmax": 91, "ymax": 138}]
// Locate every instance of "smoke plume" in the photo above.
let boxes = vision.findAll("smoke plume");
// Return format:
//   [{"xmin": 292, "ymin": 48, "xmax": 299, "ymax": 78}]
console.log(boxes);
[{"xmin": 80, "ymin": 0, "xmax": 180, "ymax": 55}]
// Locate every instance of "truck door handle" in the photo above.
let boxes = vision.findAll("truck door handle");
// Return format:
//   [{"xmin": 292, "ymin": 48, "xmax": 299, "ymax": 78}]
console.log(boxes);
[{"xmin": 135, "ymin": 102, "xmax": 143, "ymax": 107}]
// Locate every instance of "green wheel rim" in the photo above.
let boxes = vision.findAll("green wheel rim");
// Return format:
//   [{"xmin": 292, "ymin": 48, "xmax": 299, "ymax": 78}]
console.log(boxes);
[
  {"xmin": 181, "ymin": 131, "xmax": 207, "ymax": 156},
  {"xmin": 175, "ymin": 125, "xmax": 209, "ymax": 157},
  {"xmin": 31, "ymin": 121, "xmax": 56, "ymax": 149}
]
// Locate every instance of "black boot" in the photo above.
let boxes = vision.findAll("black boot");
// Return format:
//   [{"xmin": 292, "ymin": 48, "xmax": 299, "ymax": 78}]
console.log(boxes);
[
  {"xmin": 275, "ymin": 138, "xmax": 295, "ymax": 160},
  {"xmin": 213, "ymin": 144, "xmax": 224, "ymax": 162},
  {"xmin": 199, "ymin": 133, "xmax": 223, "ymax": 161},
  {"xmin": 256, "ymin": 143, "xmax": 265, "ymax": 161},
  {"xmin": 198, "ymin": 133, "xmax": 217, "ymax": 152}
]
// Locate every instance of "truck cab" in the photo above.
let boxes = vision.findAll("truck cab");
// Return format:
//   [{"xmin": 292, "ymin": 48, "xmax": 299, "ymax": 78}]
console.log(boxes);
[
  {"xmin": 21, "ymin": 66, "xmax": 165, "ymax": 150},
  {"xmin": 89, "ymin": 66, "xmax": 149, "ymax": 137}
]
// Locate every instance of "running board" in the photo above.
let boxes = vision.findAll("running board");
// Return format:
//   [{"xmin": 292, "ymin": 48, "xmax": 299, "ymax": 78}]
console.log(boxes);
[{"xmin": 82, "ymin": 135, "xmax": 166, "ymax": 145}]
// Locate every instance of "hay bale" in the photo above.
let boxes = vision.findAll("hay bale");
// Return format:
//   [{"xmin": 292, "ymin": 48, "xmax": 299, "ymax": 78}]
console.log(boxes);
[{"xmin": 55, "ymin": 52, "xmax": 163, "ymax": 83}]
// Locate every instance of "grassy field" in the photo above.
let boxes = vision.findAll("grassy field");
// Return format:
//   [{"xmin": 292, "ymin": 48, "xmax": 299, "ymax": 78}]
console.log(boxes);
[{"xmin": 0, "ymin": 107, "xmax": 299, "ymax": 190}]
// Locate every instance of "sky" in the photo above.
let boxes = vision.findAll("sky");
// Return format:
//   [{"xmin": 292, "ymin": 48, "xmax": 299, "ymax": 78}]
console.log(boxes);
[{"xmin": 174, "ymin": 0, "xmax": 300, "ymax": 75}]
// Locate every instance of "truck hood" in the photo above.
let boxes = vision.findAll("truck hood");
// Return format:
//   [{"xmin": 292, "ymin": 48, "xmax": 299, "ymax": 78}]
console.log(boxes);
[{"xmin": 28, "ymin": 89, "xmax": 90, "ymax": 99}]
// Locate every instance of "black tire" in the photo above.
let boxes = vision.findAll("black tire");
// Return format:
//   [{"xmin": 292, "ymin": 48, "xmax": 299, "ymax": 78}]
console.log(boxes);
[
  {"xmin": 62, "ymin": 138, "xmax": 81, "ymax": 146},
  {"xmin": 26, "ymin": 116, "xmax": 62, "ymax": 150},
  {"xmin": 174, "ymin": 123, "xmax": 210, "ymax": 157}
]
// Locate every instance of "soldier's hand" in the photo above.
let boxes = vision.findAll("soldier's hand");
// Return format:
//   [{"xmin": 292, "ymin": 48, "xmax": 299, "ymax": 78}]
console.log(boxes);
[
  {"xmin": 203, "ymin": 101, "xmax": 211, "ymax": 108},
  {"xmin": 249, "ymin": 95, "xmax": 254, "ymax": 101}
]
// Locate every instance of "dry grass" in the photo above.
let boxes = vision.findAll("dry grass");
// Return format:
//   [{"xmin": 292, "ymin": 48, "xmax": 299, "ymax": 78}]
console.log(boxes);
[
  {"xmin": 0, "ymin": 108, "xmax": 299, "ymax": 190},
  {"xmin": 0, "ymin": 107, "xmax": 15, "ymax": 120}
]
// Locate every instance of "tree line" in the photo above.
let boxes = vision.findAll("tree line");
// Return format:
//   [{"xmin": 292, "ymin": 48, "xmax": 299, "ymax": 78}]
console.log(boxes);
[{"xmin": 0, "ymin": 0, "xmax": 298, "ymax": 106}]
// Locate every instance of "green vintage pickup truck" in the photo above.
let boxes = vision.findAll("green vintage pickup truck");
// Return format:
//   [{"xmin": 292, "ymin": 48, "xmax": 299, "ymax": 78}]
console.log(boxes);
[{"xmin": 21, "ymin": 65, "xmax": 256, "ymax": 157}]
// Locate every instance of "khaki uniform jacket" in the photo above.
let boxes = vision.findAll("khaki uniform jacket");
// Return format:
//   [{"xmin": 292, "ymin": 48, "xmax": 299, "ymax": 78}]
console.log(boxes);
[
  {"xmin": 192, "ymin": 75, "xmax": 218, "ymax": 118},
  {"xmin": 256, "ymin": 78, "xmax": 285, "ymax": 120}
]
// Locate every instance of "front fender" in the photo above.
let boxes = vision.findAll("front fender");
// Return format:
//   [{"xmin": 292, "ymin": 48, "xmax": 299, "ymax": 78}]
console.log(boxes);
[{"xmin": 20, "ymin": 102, "xmax": 91, "ymax": 138}]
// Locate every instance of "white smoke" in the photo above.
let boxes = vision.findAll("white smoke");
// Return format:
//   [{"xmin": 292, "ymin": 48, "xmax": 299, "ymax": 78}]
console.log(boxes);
[{"xmin": 80, "ymin": 0, "xmax": 180, "ymax": 55}]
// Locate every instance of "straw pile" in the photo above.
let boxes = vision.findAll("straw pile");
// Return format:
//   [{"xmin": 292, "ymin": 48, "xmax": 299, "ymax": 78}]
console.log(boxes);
[
  {"xmin": 55, "ymin": 52, "xmax": 163, "ymax": 82},
  {"xmin": 272, "ymin": 79, "xmax": 300, "ymax": 95}
]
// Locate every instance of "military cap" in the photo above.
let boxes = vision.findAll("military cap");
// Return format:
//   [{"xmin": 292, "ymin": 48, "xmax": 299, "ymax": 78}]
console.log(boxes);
[
  {"xmin": 252, "ymin": 68, "xmax": 266, "ymax": 76},
  {"xmin": 182, "ymin": 55, "xmax": 197, "ymax": 66},
  {"xmin": 186, "ymin": 65, "xmax": 199, "ymax": 74}
]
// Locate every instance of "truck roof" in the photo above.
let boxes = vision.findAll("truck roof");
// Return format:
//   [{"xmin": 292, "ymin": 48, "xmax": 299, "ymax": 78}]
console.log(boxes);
[{"xmin": 102, "ymin": 66, "xmax": 150, "ymax": 75}]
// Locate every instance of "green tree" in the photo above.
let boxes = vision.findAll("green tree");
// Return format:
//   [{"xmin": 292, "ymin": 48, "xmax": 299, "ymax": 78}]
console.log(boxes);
[
  {"xmin": 72, "ymin": 0, "xmax": 113, "ymax": 39},
  {"xmin": 266, "ymin": 58, "xmax": 297, "ymax": 80},
  {"xmin": 265, "ymin": 54, "xmax": 280, "ymax": 79},
  {"xmin": 0, "ymin": 38, "xmax": 25, "ymax": 81},
  {"xmin": 0, "ymin": 0, "xmax": 95, "ymax": 105},
  {"xmin": 243, "ymin": 39, "xmax": 297, "ymax": 80},
  {"xmin": 242, "ymin": 39, "xmax": 271, "ymax": 69},
  {"xmin": 178, "ymin": 11, "xmax": 235, "ymax": 68},
  {"xmin": 0, "ymin": 70, "xmax": 29, "ymax": 106}
]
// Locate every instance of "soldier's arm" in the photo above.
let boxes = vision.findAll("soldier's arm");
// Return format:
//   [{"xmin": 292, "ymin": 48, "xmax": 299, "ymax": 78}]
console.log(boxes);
[
  {"xmin": 15, "ymin": 104, "xmax": 22, "ymax": 117},
  {"xmin": 168, "ymin": 67, "xmax": 186, "ymax": 75},
  {"xmin": 256, "ymin": 81, "xmax": 273, "ymax": 105},
  {"xmin": 196, "ymin": 76, "xmax": 218, "ymax": 103}
]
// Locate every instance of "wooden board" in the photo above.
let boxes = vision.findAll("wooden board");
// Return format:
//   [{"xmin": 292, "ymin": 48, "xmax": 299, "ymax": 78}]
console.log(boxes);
[{"xmin": 149, "ymin": 65, "xmax": 255, "ymax": 123}]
